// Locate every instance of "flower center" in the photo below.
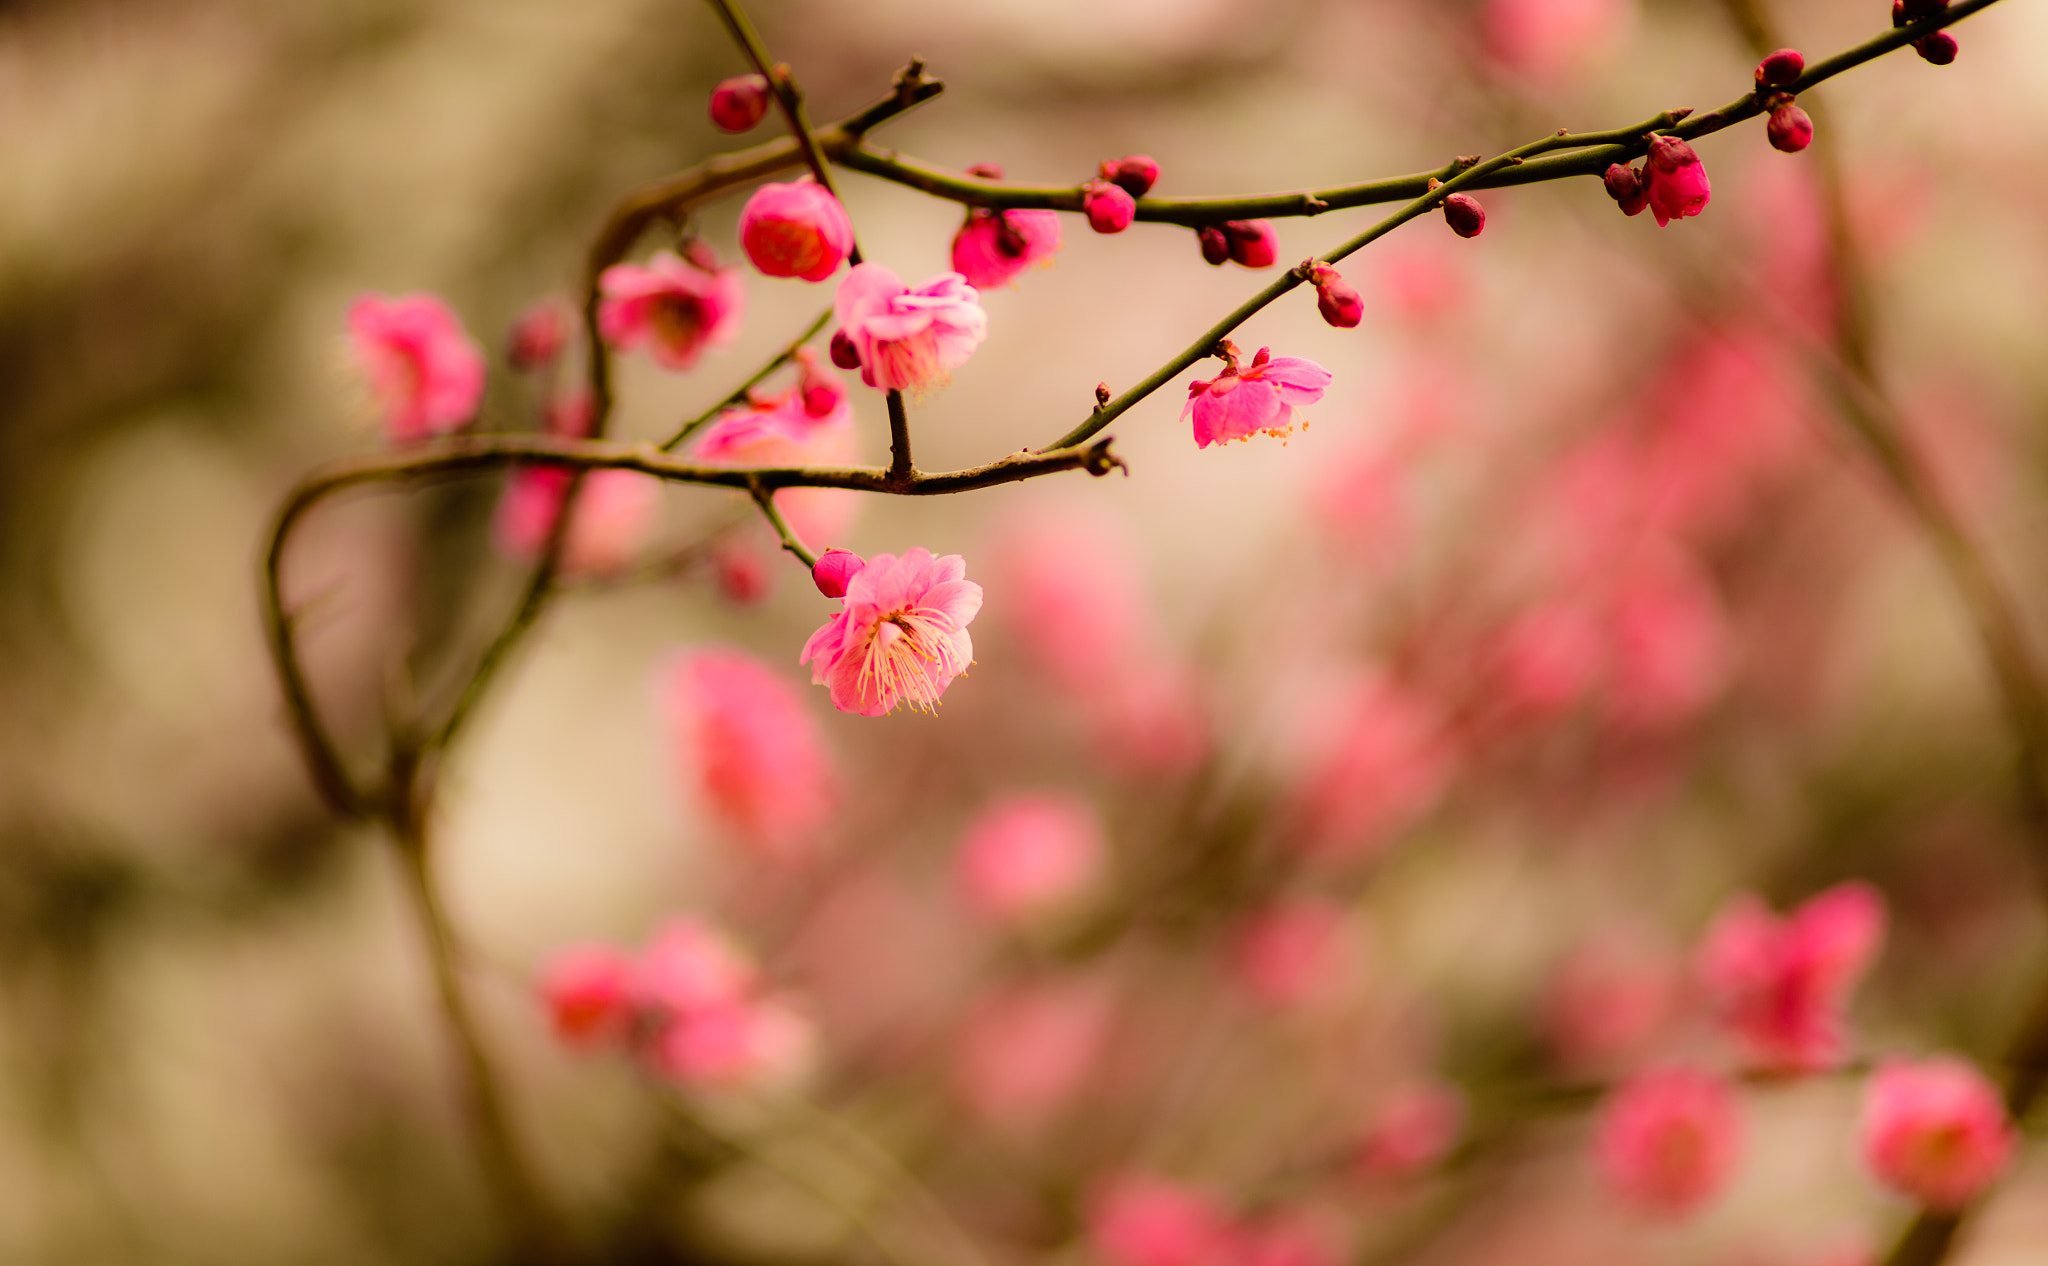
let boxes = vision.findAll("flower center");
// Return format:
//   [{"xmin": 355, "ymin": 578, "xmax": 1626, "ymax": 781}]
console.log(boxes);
[{"xmin": 857, "ymin": 609, "xmax": 965, "ymax": 713}]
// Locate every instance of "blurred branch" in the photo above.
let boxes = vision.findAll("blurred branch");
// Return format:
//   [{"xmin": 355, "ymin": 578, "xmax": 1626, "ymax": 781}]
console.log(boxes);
[{"xmin": 748, "ymin": 476, "xmax": 820, "ymax": 569}]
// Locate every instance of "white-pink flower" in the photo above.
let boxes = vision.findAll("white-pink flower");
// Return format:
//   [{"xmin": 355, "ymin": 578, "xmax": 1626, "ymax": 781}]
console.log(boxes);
[
  {"xmin": 346, "ymin": 292, "xmax": 486, "ymax": 443},
  {"xmin": 833, "ymin": 263, "xmax": 987, "ymax": 393},
  {"xmin": 800, "ymin": 548, "xmax": 984, "ymax": 716},
  {"xmin": 662, "ymin": 647, "xmax": 839, "ymax": 860},
  {"xmin": 1859, "ymin": 1056, "xmax": 2015, "ymax": 1210},
  {"xmin": 598, "ymin": 247, "xmax": 745, "ymax": 371},
  {"xmin": 1183, "ymin": 345, "xmax": 1331, "ymax": 448}
]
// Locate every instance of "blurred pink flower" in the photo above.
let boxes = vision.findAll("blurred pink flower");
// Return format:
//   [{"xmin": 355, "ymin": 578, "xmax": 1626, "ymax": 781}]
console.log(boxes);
[
  {"xmin": 1698, "ymin": 882, "xmax": 1886, "ymax": 1072},
  {"xmin": 1481, "ymin": 0, "xmax": 1632, "ymax": 81},
  {"xmin": 692, "ymin": 383, "xmax": 859, "ymax": 547},
  {"xmin": 794, "ymin": 345, "xmax": 848, "ymax": 419},
  {"xmin": 1092, "ymin": 661, "xmax": 1211, "ymax": 778},
  {"xmin": 955, "ymin": 981, "xmax": 1110, "ymax": 1127},
  {"xmin": 1859, "ymin": 1056, "xmax": 2014, "ymax": 1210},
  {"xmin": 633, "ymin": 918, "xmax": 756, "ymax": 1015},
  {"xmin": 1230, "ymin": 1213, "xmax": 1340, "ymax": 1266},
  {"xmin": 598, "ymin": 247, "xmax": 745, "ymax": 370},
  {"xmin": 1184, "ymin": 345, "xmax": 1331, "ymax": 448},
  {"xmin": 1287, "ymin": 681, "xmax": 1450, "ymax": 860},
  {"xmin": 347, "ymin": 292, "xmax": 486, "ymax": 443},
  {"xmin": 1483, "ymin": 601, "xmax": 1606, "ymax": 722},
  {"xmin": 955, "ymin": 793, "xmax": 1105, "ymax": 926},
  {"xmin": 1087, "ymin": 1176, "xmax": 1233, "ymax": 1266},
  {"xmin": 739, "ymin": 180, "xmax": 856, "ymax": 283},
  {"xmin": 1595, "ymin": 1066, "xmax": 1743, "ymax": 1216},
  {"xmin": 1604, "ymin": 556, "xmax": 1730, "ymax": 732},
  {"xmin": 662, "ymin": 647, "xmax": 838, "ymax": 859},
  {"xmin": 1230, "ymin": 898, "xmax": 1353, "ymax": 1011},
  {"xmin": 1355, "ymin": 1082, "xmax": 1466, "ymax": 1181},
  {"xmin": 651, "ymin": 995, "xmax": 812, "ymax": 1090},
  {"xmin": 536, "ymin": 943, "xmax": 636, "ymax": 1046},
  {"xmin": 834, "ymin": 263, "xmax": 987, "ymax": 393},
  {"xmin": 505, "ymin": 296, "xmax": 572, "ymax": 371},
  {"xmin": 801, "ymin": 547, "xmax": 983, "ymax": 716},
  {"xmin": 493, "ymin": 466, "xmax": 660, "ymax": 577},
  {"xmin": 1540, "ymin": 928, "xmax": 1684, "ymax": 1071},
  {"xmin": 986, "ymin": 504, "xmax": 1149, "ymax": 694},
  {"xmin": 951, "ymin": 208, "xmax": 1063, "ymax": 290}
]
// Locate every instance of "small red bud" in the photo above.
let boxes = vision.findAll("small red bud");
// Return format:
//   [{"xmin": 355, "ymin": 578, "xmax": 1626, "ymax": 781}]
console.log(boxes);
[
  {"xmin": 1767, "ymin": 103, "xmax": 1814, "ymax": 152},
  {"xmin": 1914, "ymin": 31, "xmax": 1958, "ymax": 64},
  {"xmin": 1604, "ymin": 163, "xmax": 1650, "ymax": 217},
  {"xmin": 709, "ymin": 74, "xmax": 772, "ymax": 134},
  {"xmin": 1101, "ymin": 154, "xmax": 1160, "ymax": 199},
  {"xmin": 1892, "ymin": 0, "xmax": 1907, "ymax": 26},
  {"xmin": 812, "ymin": 548, "xmax": 864, "ymax": 599},
  {"xmin": 965, "ymin": 162, "xmax": 1005, "ymax": 180},
  {"xmin": 1442, "ymin": 193, "xmax": 1485, "ymax": 239},
  {"xmin": 1222, "ymin": 220, "xmax": 1279, "ymax": 269},
  {"xmin": 1309, "ymin": 264, "xmax": 1363, "ymax": 329},
  {"xmin": 1755, "ymin": 48, "xmax": 1805, "ymax": 88},
  {"xmin": 1095, "ymin": 382, "xmax": 1112, "ymax": 407},
  {"xmin": 829, "ymin": 329, "xmax": 861, "ymax": 370},
  {"xmin": 1083, "ymin": 180, "xmax": 1137, "ymax": 234},
  {"xmin": 1196, "ymin": 225, "xmax": 1231, "ymax": 266}
]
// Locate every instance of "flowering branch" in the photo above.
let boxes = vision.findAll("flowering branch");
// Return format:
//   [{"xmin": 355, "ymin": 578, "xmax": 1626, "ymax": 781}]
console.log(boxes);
[{"xmin": 661, "ymin": 305, "xmax": 834, "ymax": 452}]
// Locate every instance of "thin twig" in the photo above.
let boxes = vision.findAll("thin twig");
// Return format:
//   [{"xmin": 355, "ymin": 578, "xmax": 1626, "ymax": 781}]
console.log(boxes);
[
  {"xmin": 885, "ymin": 390, "xmax": 913, "ymax": 482},
  {"xmin": 661, "ymin": 306, "xmax": 836, "ymax": 452},
  {"xmin": 747, "ymin": 476, "xmax": 821, "ymax": 568}
]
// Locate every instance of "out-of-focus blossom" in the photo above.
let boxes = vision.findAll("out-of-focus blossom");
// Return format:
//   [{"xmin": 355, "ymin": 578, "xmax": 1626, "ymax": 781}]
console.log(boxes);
[
  {"xmin": 598, "ymin": 247, "xmax": 745, "ymax": 370},
  {"xmin": 1286, "ymin": 680, "xmax": 1450, "ymax": 860},
  {"xmin": 1481, "ymin": 0, "xmax": 1633, "ymax": 81},
  {"xmin": 739, "ymin": 180, "xmax": 856, "ymax": 283},
  {"xmin": 1698, "ymin": 882, "xmax": 1886, "ymax": 1072},
  {"xmin": 347, "ymin": 292, "xmax": 486, "ymax": 443},
  {"xmin": 1540, "ymin": 928, "xmax": 1685, "ymax": 1070},
  {"xmin": 1354, "ymin": 1082, "xmax": 1466, "ymax": 1180},
  {"xmin": 1184, "ymin": 344, "xmax": 1331, "ymax": 448},
  {"xmin": 1084, "ymin": 180, "xmax": 1138, "ymax": 233},
  {"xmin": 951, "ymin": 208, "xmax": 1063, "ymax": 290},
  {"xmin": 544, "ymin": 391, "xmax": 595, "ymax": 438},
  {"xmin": 834, "ymin": 263, "xmax": 988, "ymax": 393},
  {"xmin": 955, "ymin": 793, "xmax": 1105, "ymax": 926},
  {"xmin": 955, "ymin": 981, "xmax": 1110, "ymax": 1127},
  {"xmin": 662, "ymin": 647, "xmax": 838, "ymax": 859},
  {"xmin": 506, "ymin": 296, "xmax": 572, "ymax": 371},
  {"xmin": 633, "ymin": 918, "xmax": 756, "ymax": 1015},
  {"xmin": 1231, "ymin": 1213, "xmax": 1340, "ymax": 1266},
  {"xmin": 1092, "ymin": 661, "xmax": 1212, "ymax": 778},
  {"xmin": 710, "ymin": 538, "xmax": 773, "ymax": 606},
  {"xmin": 1605, "ymin": 556, "xmax": 1730, "ymax": 732},
  {"xmin": 986, "ymin": 504, "xmax": 1149, "ymax": 694},
  {"xmin": 1230, "ymin": 897, "xmax": 1354, "ymax": 1010},
  {"xmin": 1087, "ymin": 1175, "xmax": 1233, "ymax": 1266},
  {"xmin": 493, "ymin": 466, "xmax": 661, "ymax": 577},
  {"xmin": 1595, "ymin": 1067, "xmax": 1743, "ymax": 1216},
  {"xmin": 801, "ymin": 547, "xmax": 984, "ymax": 716},
  {"xmin": 651, "ymin": 994, "xmax": 812, "ymax": 1090},
  {"xmin": 537, "ymin": 943, "xmax": 636, "ymax": 1046},
  {"xmin": 1859, "ymin": 1056, "xmax": 2014, "ymax": 1210},
  {"xmin": 709, "ymin": 73, "xmax": 771, "ymax": 133},
  {"xmin": 692, "ymin": 382, "xmax": 858, "ymax": 546}
]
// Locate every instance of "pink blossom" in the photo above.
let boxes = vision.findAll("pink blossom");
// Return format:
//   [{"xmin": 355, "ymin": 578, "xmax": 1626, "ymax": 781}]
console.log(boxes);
[
  {"xmin": 1286, "ymin": 680, "xmax": 1450, "ymax": 860},
  {"xmin": 1644, "ymin": 135, "xmax": 1712, "ymax": 226},
  {"xmin": 1604, "ymin": 557, "xmax": 1730, "ymax": 732},
  {"xmin": 954, "ymin": 981, "xmax": 1110, "ymax": 1127},
  {"xmin": 536, "ymin": 943, "xmax": 636, "ymax": 1046},
  {"xmin": 347, "ymin": 292, "xmax": 486, "ymax": 443},
  {"xmin": 1230, "ymin": 898, "xmax": 1353, "ymax": 1010},
  {"xmin": 739, "ymin": 180, "xmax": 856, "ymax": 283},
  {"xmin": 651, "ymin": 995, "xmax": 812, "ymax": 1090},
  {"xmin": 1540, "ymin": 928, "xmax": 1684, "ymax": 1070},
  {"xmin": 811, "ymin": 548, "xmax": 863, "ymax": 598},
  {"xmin": 1223, "ymin": 220, "xmax": 1279, "ymax": 268},
  {"xmin": 986, "ymin": 504, "xmax": 1150, "ymax": 694},
  {"xmin": 955, "ymin": 793, "xmax": 1105, "ymax": 926},
  {"xmin": 661, "ymin": 647, "xmax": 838, "ymax": 859},
  {"xmin": 1092, "ymin": 661, "xmax": 1211, "ymax": 778},
  {"xmin": 1084, "ymin": 180, "xmax": 1137, "ymax": 233},
  {"xmin": 1183, "ymin": 345, "xmax": 1332, "ymax": 448},
  {"xmin": 834, "ymin": 263, "xmax": 988, "ymax": 393},
  {"xmin": 794, "ymin": 345, "xmax": 847, "ymax": 418},
  {"xmin": 1481, "ymin": 0, "xmax": 1632, "ymax": 81},
  {"xmin": 1087, "ymin": 1176, "xmax": 1233, "ymax": 1266},
  {"xmin": 597, "ymin": 247, "xmax": 745, "ymax": 370},
  {"xmin": 506, "ymin": 297, "xmax": 571, "ymax": 371},
  {"xmin": 1100, "ymin": 155, "xmax": 1161, "ymax": 198},
  {"xmin": 711, "ymin": 539, "xmax": 773, "ymax": 606},
  {"xmin": 1355, "ymin": 1082, "xmax": 1467, "ymax": 1181},
  {"xmin": 1698, "ymin": 882, "xmax": 1886, "ymax": 1072},
  {"xmin": 493, "ymin": 466, "xmax": 661, "ymax": 577},
  {"xmin": 1230, "ymin": 1214, "xmax": 1339, "ymax": 1266},
  {"xmin": 951, "ymin": 208, "xmax": 1063, "ymax": 290},
  {"xmin": 1595, "ymin": 1067, "xmax": 1743, "ymax": 1216},
  {"xmin": 800, "ymin": 547, "xmax": 983, "ymax": 716},
  {"xmin": 1859, "ymin": 1056, "xmax": 2015, "ymax": 1210},
  {"xmin": 692, "ymin": 383, "xmax": 859, "ymax": 546},
  {"xmin": 633, "ymin": 918, "xmax": 756, "ymax": 1016}
]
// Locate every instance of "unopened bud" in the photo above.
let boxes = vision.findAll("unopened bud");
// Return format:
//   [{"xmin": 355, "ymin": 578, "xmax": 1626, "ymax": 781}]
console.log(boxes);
[
  {"xmin": 1197, "ymin": 225, "xmax": 1231, "ymax": 266},
  {"xmin": 966, "ymin": 162, "xmax": 1005, "ymax": 180},
  {"xmin": 1755, "ymin": 48, "xmax": 1804, "ymax": 88},
  {"xmin": 1223, "ymin": 220, "xmax": 1279, "ymax": 269},
  {"xmin": 794, "ymin": 346, "xmax": 846, "ymax": 418},
  {"xmin": 1645, "ymin": 134, "xmax": 1701, "ymax": 175},
  {"xmin": 1083, "ymin": 180, "xmax": 1137, "ymax": 234},
  {"xmin": 812, "ymin": 548, "xmax": 865, "ymax": 599},
  {"xmin": 1095, "ymin": 383, "xmax": 1112, "ymax": 407},
  {"xmin": 1767, "ymin": 103, "xmax": 1814, "ymax": 152},
  {"xmin": 1442, "ymin": 193, "xmax": 1485, "ymax": 239},
  {"xmin": 1914, "ymin": 31, "xmax": 1958, "ymax": 64},
  {"xmin": 1100, "ymin": 154, "xmax": 1160, "ymax": 199},
  {"xmin": 709, "ymin": 74, "xmax": 772, "ymax": 134},
  {"xmin": 829, "ymin": 329, "xmax": 861, "ymax": 370},
  {"xmin": 506, "ymin": 298, "xmax": 570, "ymax": 371},
  {"xmin": 1308, "ymin": 264, "xmax": 1363, "ymax": 329}
]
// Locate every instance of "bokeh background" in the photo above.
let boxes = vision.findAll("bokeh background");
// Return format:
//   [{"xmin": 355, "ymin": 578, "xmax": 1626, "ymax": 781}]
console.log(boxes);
[{"xmin": 5, "ymin": 0, "xmax": 2048, "ymax": 1262}]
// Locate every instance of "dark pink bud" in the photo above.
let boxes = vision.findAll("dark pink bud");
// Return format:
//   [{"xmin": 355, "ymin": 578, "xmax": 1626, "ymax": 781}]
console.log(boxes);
[
  {"xmin": 506, "ymin": 298, "xmax": 570, "ymax": 371},
  {"xmin": 812, "ymin": 548, "xmax": 865, "ymax": 599},
  {"xmin": 1914, "ymin": 31, "xmax": 1958, "ymax": 64},
  {"xmin": 1767, "ymin": 103, "xmax": 1814, "ymax": 152},
  {"xmin": 1442, "ymin": 193, "xmax": 1485, "ymax": 239},
  {"xmin": 1645, "ymin": 134, "xmax": 1700, "ymax": 175},
  {"xmin": 1223, "ymin": 220, "xmax": 1279, "ymax": 268},
  {"xmin": 1755, "ymin": 48, "xmax": 1804, "ymax": 88},
  {"xmin": 966, "ymin": 162, "xmax": 1005, "ymax": 180},
  {"xmin": 1083, "ymin": 180, "xmax": 1137, "ymax": 233},
  {"xmin": 709, "ymin": 74, "xmax": 771, "ymax": 134},
  {"xmin": 829, "ymin": 328, "xmax": 861, "ymax": 369},
  {"xmin": 794, "ymin": 346, "xmax": 846, "ymax": 418},
  {"xmin": 1197, "ymin": 225, "xmax": 1231, "ymax": 266},
  {"xmin": 1309, "ymin": 264, "xmax": 1363, "ymax": 329},
  {"xmin": 1100, "ymin": 155, "xmax": 1160, "ymax": 199},
  {"xmin": 1604, "ymin": 162, "xmax": 1643, "ymax": 203}
]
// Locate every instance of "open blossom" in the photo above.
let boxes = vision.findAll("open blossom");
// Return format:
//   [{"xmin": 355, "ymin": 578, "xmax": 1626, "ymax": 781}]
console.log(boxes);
[
  {"xmin": 494, "ymin": 466, "xmax": 660, "ymax": 577},
  {"xmin": 1698, "ymin": 882, "xmax": 1886, "ymax": 1071},
  {"xmin": 1183, "ymin": 344, "xmax": 1332, "ymax": 448},
  {"xmin": 1087, "ymin": 1176, "xmax": 1233, "ymax": 1266},
  {"xmin": 1859, "ymin": 1056, "xmax": 2015, "ymax": 1210},
  {"xmin": 800, "ymin": 548, "xmax": 983, "ymax": 716},
  {"xmin": 955, "ymin": 793, "xmax": 1105, "ymax": 926},
  {"xmin": 598, "ymin": 247, "xmax": 745, "ymax": 370},
  {"xmin": 662, "ymin": 647, "xmax": 838, "ymax": 860},
  {"xmin": 537, "ymin": 943, "xmax": 636, "ymax": 1046},
  {"xmin": 951, "ymin": 208, "xmax": 1063, "ymax": 290},
  {"xmin": 834, "ymin": 263, "xmax": 987, "ymax": 393},
  {"xmin": 955, "ymin": 981, "xmax": 1110, "ymax": 1127},
  {"xmin": 347, "ymin": 292, "xmax": 486, "ymax": 443},
  {"xmin": 739, "ymin": 180, "xmax": 856, "ymax": 283},
  {"xmin": 692, "ymin": 376, "xmax": 858, "ymax": 546},
  {"xmin": 986, "ymin": 503, "xmax": 1150, "ymax": 694},
  {"xmin": 1596, "ymin": 1067, "xmax": 1744, "ymax": 1216}
]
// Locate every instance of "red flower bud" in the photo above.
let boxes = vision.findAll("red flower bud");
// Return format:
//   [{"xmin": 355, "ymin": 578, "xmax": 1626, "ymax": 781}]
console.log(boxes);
[
  {"xmin": 1766, "ymin": 103, "xmax": 1814, "ymax": 153},
  {"xmin": 709, "ymin": 74, "xmax": 771, "ymax": 134},
  {"xmin": 1100, "ymin": 154, "xmax": 1161, "ymax": 199},
  {"xmin": 1223, "ymin": 220, "xmax": 1279, "ymax": 268},
  {"xmin": 1309, "ymin": 264, "xmax": 1362, "ymax": 329},
  {"xmin": 1442, "ymin": 193, "xmax": 1486, "ymax": 239},
  {"xmin": 1604, "ymin": 163, "xmax": 1650, "ymax": 217},
  {"xmin": 812, "ymin": 548, "xmax": 865, "ymax": 599},
  {"xmin": 829, "ymin": 328, "xmax": 861, "ymax": 369},
  {"xmin": 1914, "ymin": 31, "xmax": 1958, "ymax": 64},
  {"xmin": 966, "ymin": 162, "xmax": 1005, "ymax": 180},
  {"xmin": 1196, "ymin": 225, "xmax": 1230, "ymax": 266},
  {"xmin": 1755, "ymin": 48, "xmax": 1804, "ymax": 88},
  {"xmin": 1083, "ymin": 180, "xmax": 1137, "ymax": 234}
]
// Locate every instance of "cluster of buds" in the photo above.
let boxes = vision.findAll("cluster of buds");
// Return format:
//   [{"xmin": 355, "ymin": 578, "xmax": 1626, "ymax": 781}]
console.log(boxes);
[
  {"xmin": 1082, "ymin": 154, "xmax": 1158, "ymax": 234},
  {"xmin": 1195, "ymin": 219, "xmax": 1279, "ymax": 268},
  {"xmin": 1894, "ymin": 0, "xmax": 1959, "ymax": 64},
  {"xmin": 1603, "ymin": 134, "xmax": 1712, "ymax": 226},
  {"xmin": 1754, "ymin": 48, "xmax": 1814, "ymax": 153}
]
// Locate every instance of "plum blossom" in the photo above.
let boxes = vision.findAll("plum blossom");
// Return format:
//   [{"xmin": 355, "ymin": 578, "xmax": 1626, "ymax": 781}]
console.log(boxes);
[
  {"xmin": 1087, "ymin": 1176, "xmax": 1233, "ymax": 1266},
  {"xmin": 598, "ymin": 246, "xmax": 745, "ymax": 370},
  {"xmin": 537, "ymin": 943, "xmax": 636, "ymax": 1046},
  {"xmin": 739, "ymin": 180, "xmax": 856, "ymax": 283},
  {"xmin": 800, "ymin": 548, "xmax": 984, "ymax": 716},
  {"xmin": 1595, "ymin": 1067, "xmax": 1743, "ymax": 1216},
  {"xmin": 1183, "ymin": 342, "xmax": 1332, "ymax": 448},
  {"xmin": 954, "ymin": 793, "xmax": 1106, "ymax": 926},
  {"xmin": 954, "ymin": 981, "xmax": 1111, "ymax": 1128},
  {"xmin": 692, "ymin": 372, "xmax": 858, "ymax": 546},
  {"xmin": 1859, "ymin": 1056, "xmax": 2015, "ymax": 1210},
  {"xmin": 834, "ymin": 263, "xmax": 987, "ymax": 393},
  {"xmin": 1230, "ymin": 898, "xmax": 1354, "ymax": 1010},
  {"xmin": 494, "ymin": 466, "xmax": 660, "ymax": 577},
  {"xmin": 951, "ymin": 208, "xmax": 1063, "ymax": 290},
  {"xmin": 1698, "ymin": 882, "xmax": 1886, "ymax": 1072},
  {"xmin": 662, "ymin": 647, "xmax": 838, "ymax": 860},
  {"xmin": 1354, "ymin": 1082, "xmax": 1467, "ymax": 1181},
  {"xmin": 347, "ymin": 292, "xmax": 486, "ymax": 443}
]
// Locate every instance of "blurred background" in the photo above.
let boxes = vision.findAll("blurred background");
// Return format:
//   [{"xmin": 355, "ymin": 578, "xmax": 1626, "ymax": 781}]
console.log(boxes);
[{"xmin": 5, "ymin": 0, "xmax": 2048, "ymax": 1261}]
